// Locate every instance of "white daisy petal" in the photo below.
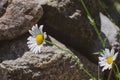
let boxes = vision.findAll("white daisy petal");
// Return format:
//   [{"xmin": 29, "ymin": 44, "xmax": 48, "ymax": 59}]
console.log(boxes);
[
  {"xmin": 30, "ymin": 46, "xmax": 36, "ymax": 53},
  {"xmin": 27, "ymin": 36, "xmax": 35, "ymax": 40},
  {"xmin": 34, "ymin": 47, "xmax": 39, "ymax": 54},
  {"xmin": 30, "ymin": 48, "xmax": 36, "ymax": 53},
  {"xmin": 36, "ymin": 46, "xmax": 41, "ymax": 53},
  {"xmin": 108, "ymin": 64, "xmax": 112, "ymax": 69},
  {"xmin": 36, "ymin": 45, "xmax": 41, "ymax": 53},
  {"xmin": 102, "ymin": 65, "xmax": 109, "ymax": 71},
  {"xmin": 35, "ymin": 24, "xmax": 38, "ymax": 27},
  {"xmin": 35, "ymin": 25, "xmax": 41, "ymax": 34},
  {"xmin": 110, "ymin": 48, "xmax": 115, "ymax": 56},
  {"xmin": 27, "ymin": 38, "xmax": 36, "ymax": 44},
  {"xmin": 32, "ymin": 25, "xmax": 39, "ymax": 35},
  {"xmin": 99, "ymin": 62, "xmax": 107, "ymax": 67},
  {"xmin": 113, "ymin": 52, "xmax": 118, "ymax": 60},
  {"xmin": 28, "ymin": 43, "xmax": 36, "ymax": 49},
  {"xmin": 98, "ymin": 48, "xmax": 118, "ymax": 72},
  {"xmin": 34, "ymin": 25, "xmax": 39, "ymax": 35},
  {"xmin": 27, "ymin": 37, "xmax": 36, "ymax": 44},
  {"xmin": 100, "ymin": 53, "xmax": 104, "ymax": 57},
  {"xmin": 104, "ymin": 48, "xmax": 110, "ymax": 57},
  {"xmin": 44, "ymin": 32, "xmax": 47, "ymax": 39},
  {"xmin": 27, "ymin": 24, "xmax": 47, "ymax": 54},
  {"xmin": 27, "ymin": 36, "xmax": 32, "ymax": 40},
  {"xmin": 29, "ymin": 30, "xmax": 35, "ymax": 36},
  {"xmin": 39, "ymin": 25, "xmax": 43, "ymax": 33},
  {"xmin": 27, "ymin": 40, "xmax": 36, "ymax": 44},
  {"xmin": 99, "ymin": 57, "xmax": 105, "ymax": 61},
  {"xmin": 43, "ymin": 41, "xmax": 46, "ymax": 45},
  {"xmin": 32, "ymin": 45, "xmax": 38, "ymax": 54},
  {"xmin": 32, "ymin": 25, "xmax": 35, "ymax": 31},
  {"xmin": 38, "ymin": 45, "xmax": 42, "ymax": 53}
]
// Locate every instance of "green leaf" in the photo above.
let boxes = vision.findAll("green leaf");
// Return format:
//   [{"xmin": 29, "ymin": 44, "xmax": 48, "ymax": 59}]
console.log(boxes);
[
  {"xmin": 93, "ymin": 52, "xmax": 102, "ymax": 55},
  {"xmin": 116, "ymin": 72, "xmax": 120, "ymax": 79}
]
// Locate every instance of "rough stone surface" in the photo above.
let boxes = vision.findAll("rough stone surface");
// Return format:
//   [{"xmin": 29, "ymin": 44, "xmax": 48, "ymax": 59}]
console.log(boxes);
[
  {"xmin": 39, "ymin": 0, "xmax": 101, "ymax": 61},
  {"xmin": 100, "ymin": 13, "xmax": 120, "ymax": 48},
  {"xmin": 0, "ymin": 34, "xmax": 28, "ymax": 62},
  {"xmin": 0, "ymin": 0, "xmax": 43, "ymax": 40},
  {"xmin": 0, "ymin": 36, "xmax": 99, "ymax": 80}
]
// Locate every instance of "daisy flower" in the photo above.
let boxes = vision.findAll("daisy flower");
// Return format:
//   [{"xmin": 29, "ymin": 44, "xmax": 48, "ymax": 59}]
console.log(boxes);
[
  {"xmin": 27, "ymin": 24, "xmax": 47, "ymax": 54},
  {"xmin": 99, "ymin": 48, "xmax": 118, "ymax": 71}
]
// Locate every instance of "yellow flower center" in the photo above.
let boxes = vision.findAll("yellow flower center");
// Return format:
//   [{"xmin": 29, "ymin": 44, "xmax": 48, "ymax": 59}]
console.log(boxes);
[
  {"xmin": 106, "ymin": 56, "xmax": 113, "ymax": 64},
  {"xmin": 35, "ymin": 34, "xmax": 44, "ymax": 45}
]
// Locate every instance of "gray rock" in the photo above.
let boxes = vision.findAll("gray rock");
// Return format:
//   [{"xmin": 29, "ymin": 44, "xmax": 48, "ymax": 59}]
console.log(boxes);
[
  {"xmin": 39, "ymin": 0, "xmax": 100, "ymax": 61},
  {"xmin": 0, "ymin": 34, "xmax": 28, "ymax": 62},
  {"xmin": 100, "ymin": 13, "xmax": 120, "ymax": 47},
  {"xmin": 0, "ymin": 36, "xmax": 99, "ymax": 80},
  {"xmin": 0, "ymin": 0, "xmax": 43, "ymax": 40}
]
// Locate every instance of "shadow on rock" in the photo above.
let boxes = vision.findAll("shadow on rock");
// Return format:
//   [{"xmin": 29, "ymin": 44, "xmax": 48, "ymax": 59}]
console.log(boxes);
[{"xmin": 0, "ymin": 33, "xmax": 29, "ymax": 62}]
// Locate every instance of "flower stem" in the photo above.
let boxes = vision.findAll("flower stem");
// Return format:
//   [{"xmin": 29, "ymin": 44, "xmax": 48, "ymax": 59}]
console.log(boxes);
[
  {"xmin": 98, "ymin": 0, "xmax": 112, "ymax": 20},
  {"xmin": 113, "ymin": 68, "xmax": 119, "ymax": 80},
  {"xmin": 107, "ymin": 67, "xmax": 112, "ymax": 80},
  {"xmin": 114, "ymin": 63, "xmax": 120, "ymax": 80},
  {"xmin": 45, "ymin": 40, "xmax": 96, "ymax": 79},
  {"xmin": 79, "ymin": 0, "xmax": 105, "ymax": 48},
  {"xmin": 114, "ymin": 63, "xmax": 119, "ymax": 73},
  {"xmin": 98, "ymin": 65, "xmax": 100, "ymax": 80},
  {"xmin": 82, "ymin": 67, "xmax": 95, "ymax": 79}
]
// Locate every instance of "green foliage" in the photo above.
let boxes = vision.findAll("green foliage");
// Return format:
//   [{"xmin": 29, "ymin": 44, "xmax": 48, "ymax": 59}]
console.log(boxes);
[
  {"xmin": 116, "ymin": 73, "xmax": 120, "ymax": 79},
  {"xmin": 114, "ymin": 1, "xmax": 120, "ymax": 13}
]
